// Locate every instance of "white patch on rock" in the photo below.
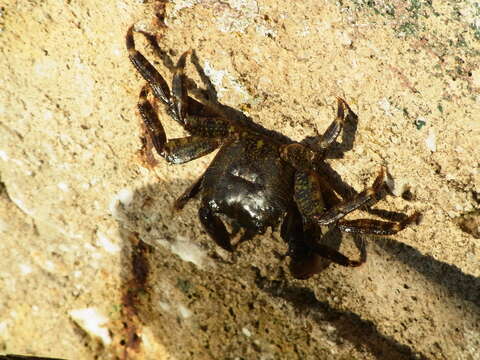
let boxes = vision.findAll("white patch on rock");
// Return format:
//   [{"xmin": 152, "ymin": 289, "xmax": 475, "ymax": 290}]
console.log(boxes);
[
  {"xmin": 97, "ymin": 232, "xmax": 120, "ymax": 253},
  {"xmin": 44, "ymin": 110, "xmax": 54, "ymax": 121},
  {"xmin": 242, "ymin": 327, "xmax": 252, "ymax": 337},
  {"xmin": 57, "ymin": 182, "xmax": 69, "ymax": 192},
  {"xmin": 109, "ymin": 188, "xmax": 134, "ymax": 219},
  {"xmin": 10, "ymin": 196, "xmax": 34, "ymax": 216},
  {"xmin": 69, "ymin": 307, "xmax": 111, "ymax": 345},
  {"xmin": 203, "ymin": 60, "xmax": 228, "ymax": 97},
  {"xmin": 55, "ymin": 226, "xmax": 82, "ymax": 240},
  {"xmin": 298, "ymin": 25, "xmax": 310, "ymax": 37},
  {"xmin": 44, "ymin": 260, "xmax": 55, "ymax": 272},
  {"xmin": 256, "ymin": 24, "xmax": 276, "ymax": 38},
  {"xmin": 34, "ymin": 58, "xmax": 58, "ymax": 77},
  {"xmin": 158, "ymin": 301, "xmax": 171, "ymax": 312},
  {"xmin": 19, "ymin": 264, "xmax": 33, "ymax": 276},
  {"xmin": 203, "ymin": 60, "xmax": 250, "ymax": 103},
  {"xmin": 159, "ymin": 235, "xmax": 209, "ymax": 268},
  {"xmin": 337, "ymin": 30, "xmax": 352, "ymax": 46},
  {"xmin": 118, "ymin": 188, "xmax": 134, "ymax": 205},
  {"xmin": 425, "ymin": 128, "xmax": 436, "ymax": 152},
  {"xmin": 112, "ymin": 45, "xmax": 122, "ymax": 57},
  {"xmin": 168, "ymin": 0, "xmax": 199, "ymax": 17},
  {"xmin": 178, "ymin": 304, "xmax": 192, "ymax": 319},
  {"xmin": 0, "ymin": 150, "xmax": 8, "ymax": 161},
  {"xmin": 0, "ymin": 218, "xmax": 8, "ymax": 232},
  {"xmin": 0, "ymin": 321, "xmax": 8, "ymax": 335},
  {"xmin": 378, "ymin": 98, "xmax": 393, "ymax": 116}
]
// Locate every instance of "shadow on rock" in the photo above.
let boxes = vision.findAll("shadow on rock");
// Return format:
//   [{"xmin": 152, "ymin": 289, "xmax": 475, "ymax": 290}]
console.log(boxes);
[
  {"xmin": 376, "ymin": 236, "xmax": 480, "ymax": 309},
  {"xmin": 256, "ymin": 278, "xmax": 429, "ymax": 360},
  {"xmin": 112, "ymin": 180, "xmax": 442, "ymax": 359}
]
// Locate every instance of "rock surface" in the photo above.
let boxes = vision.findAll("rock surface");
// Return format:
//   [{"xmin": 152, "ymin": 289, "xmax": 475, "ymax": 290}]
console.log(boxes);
[{"xmin": 0, "ymin": 0, "xmax": 479, "ymax": 359}]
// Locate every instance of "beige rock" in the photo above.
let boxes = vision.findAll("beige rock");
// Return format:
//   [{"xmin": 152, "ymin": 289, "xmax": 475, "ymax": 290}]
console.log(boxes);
[{"xmin": 0, "ymin": 0, "xmax": 479, "ymax": 359}]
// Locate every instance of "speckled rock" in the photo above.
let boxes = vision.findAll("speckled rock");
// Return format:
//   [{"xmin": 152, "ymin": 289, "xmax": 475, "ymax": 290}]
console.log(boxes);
[{"xmin": 0, "ymin": 0, "xmax": 479, "ymax": 359}]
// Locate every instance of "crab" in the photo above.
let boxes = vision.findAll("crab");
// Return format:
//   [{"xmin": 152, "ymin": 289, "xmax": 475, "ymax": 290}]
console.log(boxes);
[{"xmin": 126, "ymin": 27, "xmax": 421, "ymax": 279}]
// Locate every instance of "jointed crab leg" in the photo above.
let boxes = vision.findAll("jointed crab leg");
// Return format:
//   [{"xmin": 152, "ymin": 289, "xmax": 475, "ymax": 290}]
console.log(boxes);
[
  {"xmin": 303, "ymin": 166, "xmax": 420, "ymax": 236},
  {"xmin": 279, "ymin": 98, "xmax": 354, "ymax": 171},
  {"xmin": 138, "ymin": 87, "xmax": 221, "ymax": 164},
  {"xmin": 308, "ymin": 242, "xmax": 362, "ymax": 267},
  {"xmin": 161, "ymin": 137, "xmax": 222, "ymax": 164},
  {"xmin": 314, "ymin": 168, "xmax": 387, "ymax": 225},
  {"xmin": 127, "ymin": 26, "xmax": 172, "ymax": 107},
  {"xmin": 282, "ymin": 206, "xmax": 362, "ymax": 279},
  {"xmin": 171, "ymin": 50, "xmax": 190, "ymax": 124},
  {"xmin": 174, "ymin": 173, "xmax": 205, "ymax": 210},
  {"xmin": 293, "ymin": 171, "xmax": 327, "ymax": 221},
  {"xmin": 198, "ymin": 206, "xmax": 234, "ymax": 252},
  {"xmin": 137, "ymin": 86, "xmax": 167, "ymax": 153},
  {"xmin": 313, "ymin": 97, "xmax": 354, "ymax": 152},
  {"xmin": 127, "ymin": 26, "xmax": 231, "ymax": 129},
  {"xmin": 338, "ymin": 212, "xmax": 421, "ymax": 235}
]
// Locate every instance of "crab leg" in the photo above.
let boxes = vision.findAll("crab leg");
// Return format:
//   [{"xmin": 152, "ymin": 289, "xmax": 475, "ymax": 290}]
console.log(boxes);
[
  {"xmin": 314, "ymin": 168, "xmax": 387, "ymax": 225},
  {"xmin": 279, "ymin": 98, "xmax": 354, "ymax": 170},
  {"xmin": 281, "ymin": 206, "xmax": 362, "ymax": 279},
  {"xmin": 127, "ymin": 26, "xmax": 172, "ymax": 106},
  {"xmin": 293, "ymin": 171, "xmax": 327, "ymax": 221},
  {"xmin": 171, "ymin": 50, "xmax": 190, "ymax": 124},
  {"xmin": 174, "ymin": 174, "xmax": 205, "ymax": 210},
  {"xmin": 312, "ymin": 97, "xmax": 354, "ymax": 152},
  {"xmin": 137, "ymin": 86, "xmax": 167, "ymax": 153},
  {"xmin": 293, "ymin": 165, "xmax": 420, "ymax": 237},
  {"xmin": 138, "ymin": 86, "xmax": 221, "ymax": 163},
  {"xmin": 338, "ymin": 212, "xmax": 421, "ymax": 235},
  {"xmin": 161, "ymin": 137, "xmax": 222, "ymax": 164},
  {"xmin": 128, "ymin": 27, "xmax": 237, "ymax": 135},
  {"xmin": 198, "ymin": 206, "xmax": 234, "ymax": 252},
  {"xmin": 127, "ymin": 27, "xmax": 201, "ymax": 125}
]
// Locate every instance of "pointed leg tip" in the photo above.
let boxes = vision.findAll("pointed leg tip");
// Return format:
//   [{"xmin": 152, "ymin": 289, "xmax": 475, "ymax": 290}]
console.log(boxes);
[
  {"xmin": 220, "ymin": 244, "xmax": 235, "ymax": 252},
  {"xmin": 398, "ymin": 211, "xmax": 422, "ymax": 230},
  {"xmin": 139, "ymin": 85, "xmax": 148, "ymax": 98},
  {"xmin": 347, "ymin": 258, "xmax": 364, "ymax": 267},
  {"xmin": 126, "ymin": 26, "xmax": 136, "ymax": 52},
  {"xmin": 336, "ymin": 97, "xmax": 351, "ymax": 110},
  {"xmin": 410, "ymin": 212, "xmax": 423, "ymax": 225},
  {"xmin": 172, "ymin": 202, "xmax": 183, "ymax": 212},
  {"xmin": 372, "ymin": 166, "xmax": 388, "ymax": 190},
  {"xmin": 378, "ymin": 166, "xmax": 385, "ymax": 177},
  {"xmin": 126, "ymin": 25, "xmax": 135, "ymax": 38}
]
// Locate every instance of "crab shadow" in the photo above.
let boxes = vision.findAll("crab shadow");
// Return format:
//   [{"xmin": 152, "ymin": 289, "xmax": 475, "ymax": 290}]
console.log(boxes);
[
  {"xmin": 114, "ymin": 174, "xmax": 479, "ymax": 360},
  {"xmin": 376, "ymin": 236, "xmax": 480, "ymax": 309},
  {"xmin": 256, "ymin": 240, "xmax": 480, "ymax": 360}
]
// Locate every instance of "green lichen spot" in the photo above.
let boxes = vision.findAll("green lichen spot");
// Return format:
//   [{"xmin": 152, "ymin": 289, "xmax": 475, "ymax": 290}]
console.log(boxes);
[{"xmin": 414, "ymin": 119, "xmax": 426, "ymax": 130}]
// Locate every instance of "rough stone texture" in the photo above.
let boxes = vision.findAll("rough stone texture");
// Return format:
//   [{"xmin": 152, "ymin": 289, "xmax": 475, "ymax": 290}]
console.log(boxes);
[{"xmin": 0, "ymin": 0, "xmax": 479, "ymax": 359}]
